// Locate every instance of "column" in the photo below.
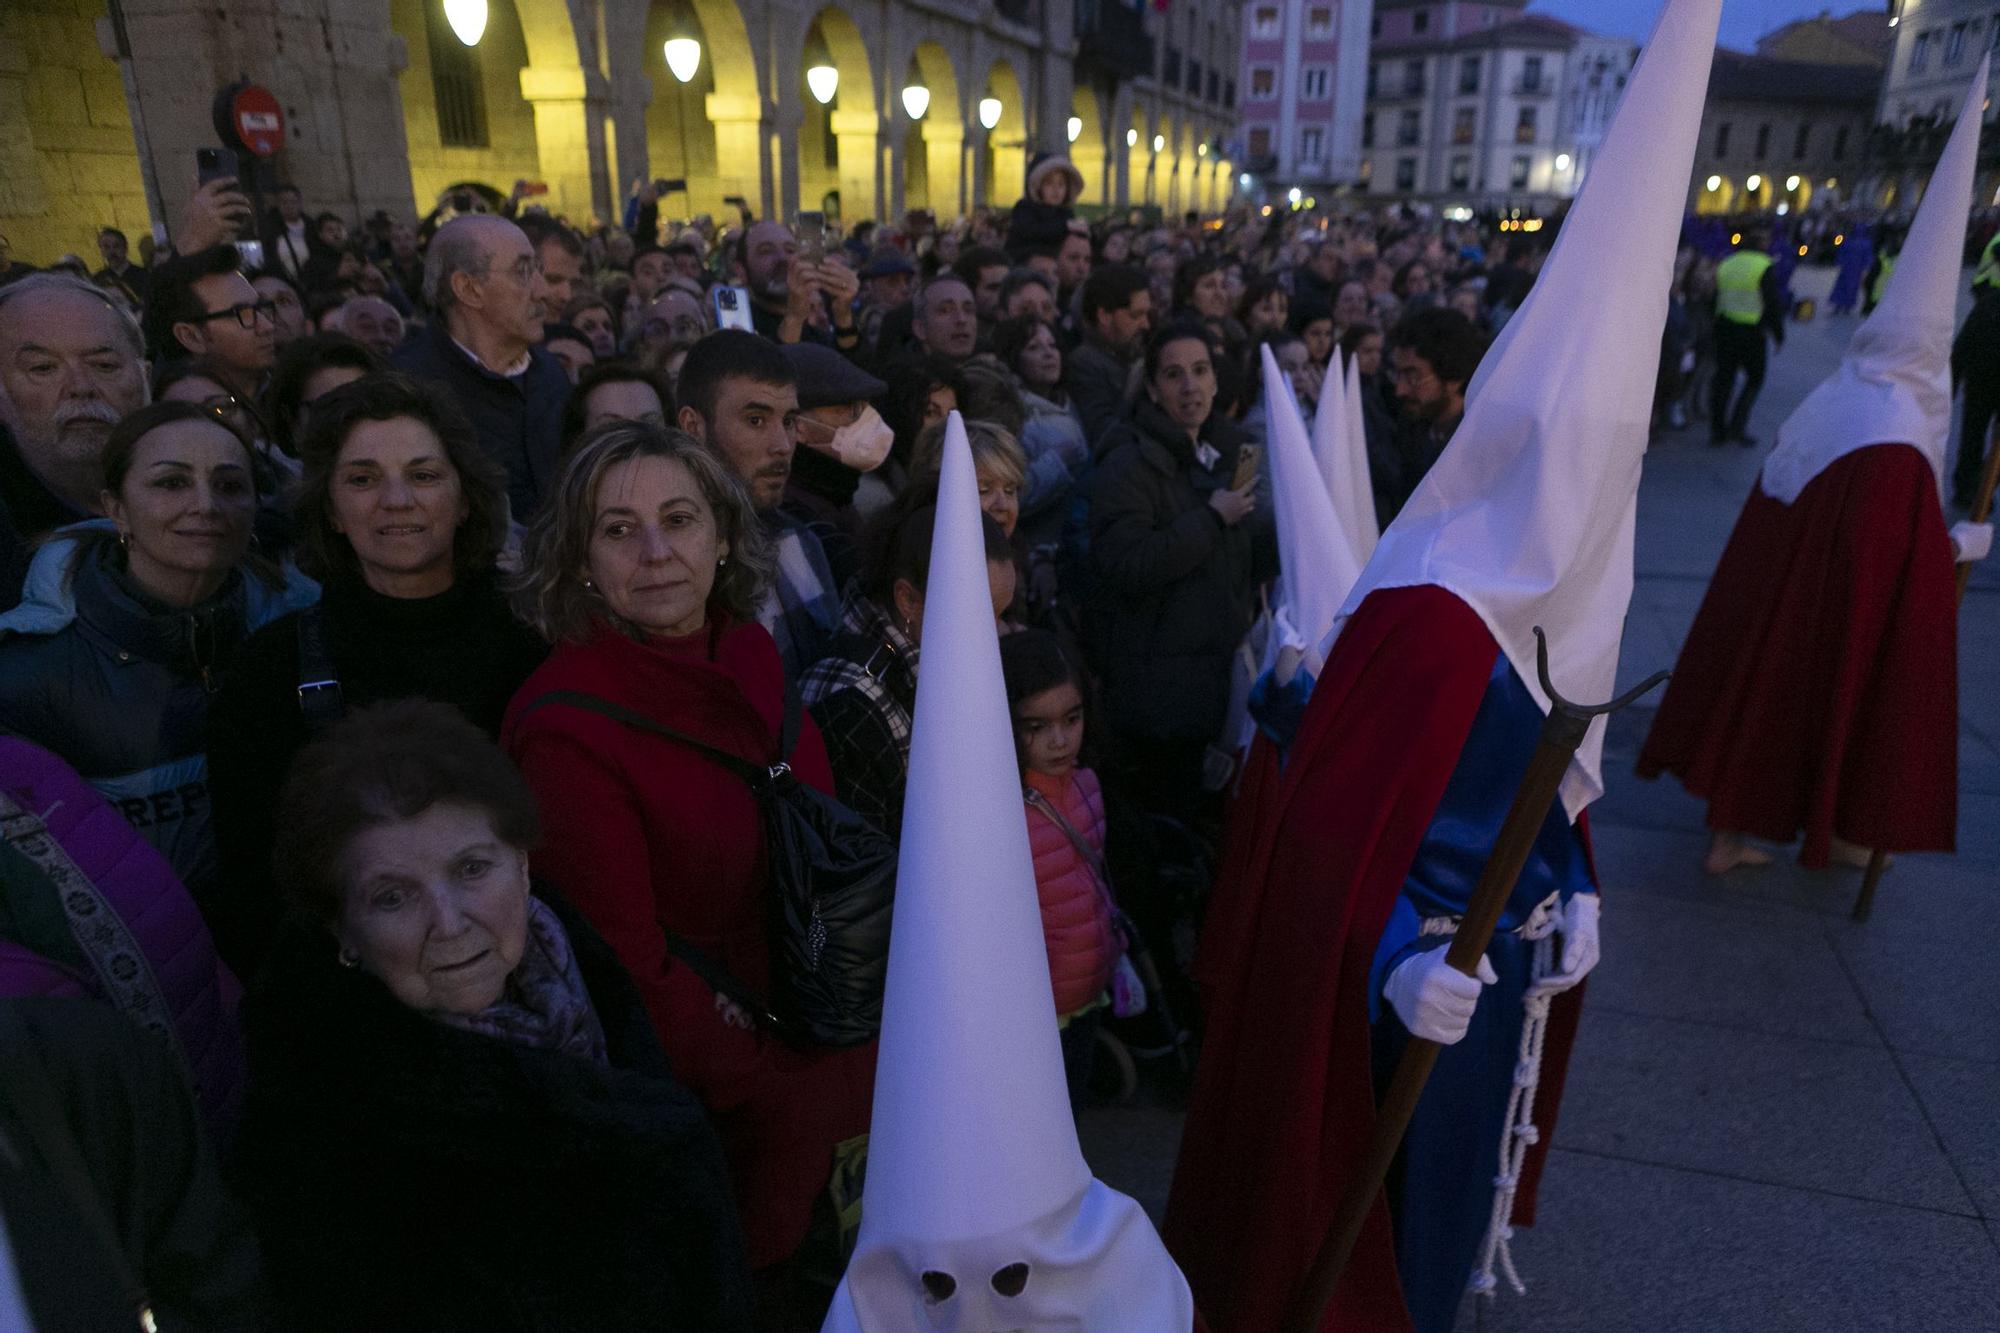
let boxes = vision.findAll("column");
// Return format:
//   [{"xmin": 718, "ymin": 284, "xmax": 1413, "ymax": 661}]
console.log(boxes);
[
  {"xmin": 831, "ymin": 107, "xmax": 882, "ymax": 227},
  {"xmin": 707, "ymin": 91, "xmax": 770, "ymax": 222},
  {"xmin": 924, "ymin": 123, "xmax": 964, "ymax": 220},
  {"xmin": 519, "ymin": 65, "xmax": 612, "ymax": 225},
  {"xmin": 607, "ymin": 71, "xmax": 653, "ymax": 203}
]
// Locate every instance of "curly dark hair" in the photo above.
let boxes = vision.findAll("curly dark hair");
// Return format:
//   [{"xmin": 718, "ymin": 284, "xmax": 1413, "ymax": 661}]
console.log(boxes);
[
  {"xmin": 1389, "ymin": 307, "xmax": 1488, "ymax": 390},
  {"xmin": 291, "ymin": 372, "xmax": 510, "ymax": 584},
  {"xmin": 266, "ymin": 332, "xmax": 385, "ymax": 459}
]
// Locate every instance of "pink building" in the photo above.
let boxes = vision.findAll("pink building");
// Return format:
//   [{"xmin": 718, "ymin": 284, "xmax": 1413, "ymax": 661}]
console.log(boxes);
[{"xmin": 1236, "ymin": 0, "xmax": 1374, "ymax": 194}]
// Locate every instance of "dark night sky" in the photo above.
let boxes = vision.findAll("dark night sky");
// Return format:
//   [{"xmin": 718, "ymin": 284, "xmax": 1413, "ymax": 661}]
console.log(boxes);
[{"xmin": 1526, "ymin": 1, "xmax": 1886, "ymax": 51}]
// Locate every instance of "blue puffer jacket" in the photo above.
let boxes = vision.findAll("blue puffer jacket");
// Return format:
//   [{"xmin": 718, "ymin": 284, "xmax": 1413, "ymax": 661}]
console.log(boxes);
[{"xmin": 0, "ymin": 526, "xmax": 317, "ymax": 911}]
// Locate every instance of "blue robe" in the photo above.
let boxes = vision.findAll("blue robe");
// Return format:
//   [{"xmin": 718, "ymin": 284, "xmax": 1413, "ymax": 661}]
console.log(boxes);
[
  {"xmin": 1830, "ymin": 232, "xmax": 1875, "ymax": 313},
  {"xmin": 1366, "ymin": 656, "xmax": 1596, "ymax": 1333}
]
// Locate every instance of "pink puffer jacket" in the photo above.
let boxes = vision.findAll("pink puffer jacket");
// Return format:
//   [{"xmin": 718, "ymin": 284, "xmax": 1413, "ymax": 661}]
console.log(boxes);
[
  {"xmin": 0, "ymin": 738, "xmax": 245, "ymax": 1136},
  {"xmin": 1025, "ymin": 767, "xmax": 1119, "ymax": 1018}
]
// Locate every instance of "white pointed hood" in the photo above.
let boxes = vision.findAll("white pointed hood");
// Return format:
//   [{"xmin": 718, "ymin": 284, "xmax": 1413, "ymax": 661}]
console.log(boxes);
[
  {"xmin": 1266, "ymin": 346, "xmax": 1364, "ymax": 677},
  {"xmin": 1761, "ymin": 56, "xmax": 1987, "ymax": 504},
  {"xmin": 825, "ymin": 412, "xmax": 1192, "ymax": 1332},
  {"xmin": 1310, "ymin": 348, "xmax": 1381, "ymax": 574},
  {"xmin": 1325, "ymin": 0, "xmax": 1723, "ymax": 820}
]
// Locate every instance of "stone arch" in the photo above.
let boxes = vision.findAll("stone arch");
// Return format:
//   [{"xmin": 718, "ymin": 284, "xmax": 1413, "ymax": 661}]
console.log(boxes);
[
  {"xmin": 392, "ymin": 0, "xmax": 546, "ymax": 218},
  {"xmin": 794, "ymin": 6, "xmax": 880, "ymax": 227},
  {"xmin": 641, "ymin": 0, "xmax": 762, "ymax": 223},
  {"xmin": 1070, "ymin": 84, "xmax": 1107, "ymax": 210},
  {"xmin": 979, "ymin": 58, "xmax": 1029, "ymax": 208},
  {"xmin": 896, "ymin": 41, "xmax": 964, "ymax": 219}
]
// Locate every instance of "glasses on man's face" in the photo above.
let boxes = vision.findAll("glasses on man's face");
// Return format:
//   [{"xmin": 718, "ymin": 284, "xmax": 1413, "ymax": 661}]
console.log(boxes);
[
  {"xmin": 793, "ymin": 405, "xmax": 861, "ymax": 445},
  {"xmin": 193, "ymin": 300, "xmax": 277, "ymax": 330},
  {"xmin": 1393, "ymin": 363, "xmax": 1437, "ymax": 389}
]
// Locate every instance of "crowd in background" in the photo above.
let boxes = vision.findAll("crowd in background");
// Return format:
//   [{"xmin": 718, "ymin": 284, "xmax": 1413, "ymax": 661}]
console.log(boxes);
[{"xmin": 4, "ymin": 148, "xmax": 1998, "ymax": 1331}]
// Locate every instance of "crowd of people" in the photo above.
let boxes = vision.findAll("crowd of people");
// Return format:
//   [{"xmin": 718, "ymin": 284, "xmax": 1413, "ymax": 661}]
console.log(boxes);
[{"xmin": 2, "ymin": 117, "xmax": 1995, "ymax": 1330}]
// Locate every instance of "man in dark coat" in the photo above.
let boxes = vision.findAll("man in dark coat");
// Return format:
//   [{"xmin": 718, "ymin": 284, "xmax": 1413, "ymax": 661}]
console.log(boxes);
[
  {"xmin": 1066, "ymin": 265, "xmax": 1155, "ymax": 451},
  {"xmin": 1950, "ymin": 283, "xmax": 2000, "ymax": 508},
  {"xmin": 391, "ymin": 215, "xmax": 568, "ymax": 517}
]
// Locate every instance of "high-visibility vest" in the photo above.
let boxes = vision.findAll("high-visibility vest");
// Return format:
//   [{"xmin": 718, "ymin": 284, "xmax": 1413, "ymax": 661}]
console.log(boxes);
[
  {"xmin": 1716, "ymin": 251, "xmax": 1772, "ymax": 325},
  {"xmin": 1975, "ymin": 233, "xmax": 2000, "ymax": 290},
  {"xmin": 1872, "ymin": 252, "xmax": 1898, "ymax": 306}
]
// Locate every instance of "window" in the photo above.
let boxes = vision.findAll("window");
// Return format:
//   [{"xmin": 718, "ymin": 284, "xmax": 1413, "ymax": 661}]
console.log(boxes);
[
  {"xmin": 1947, "ymin": 21, "xmax": 1968, "ymax": 65},
  {"xmin": 1362, "ymin": 111, "xmax": 1376, "ymax": 148},
  {"xmin": 1397, "ymin": 157, "xmax": 1418, "ymax": 190},
  {"xmin": 427, "ymin": 0, "xmax": 489, "ymax": 147},
  {"xmin": 1459, "ymin": 57, "xmax": 1482, "ymax": 94},
  {"xmin": 1715, "ymin": 122, "xmax": 1731, "ymax": 156},
  {"xmin": 1834, "ymin": 123, "xmax": 1849, "ymax": 159},
  {"xmin": 1300, "ymin": 127, "xmax": 1325, "ymax": 163},
  {"xmin": 1208, "ymin": 70, "xmax": 1219, "ymax": 101},
  {"xmin": 1912, "ymin": 31, "xmax": 1932, "ymax": 73},
  {"xmin": 1225, "ymin": 79, "xmax": 1236, "ymax": 108},
  {"xmin": 1248, "ymin": 126, "xmax": 1273, "ymax": 159},
  {"xmin": 1515, "ymin": 105, "xmax": 1538, "ymax": 144},
  {"xmin": 1511, "ymin": 155, "xmax": 1531, "ymax": 189},
  {"xmin": 1405, "ymin": 60, "xmax": 1426, "ymax": 96},
  {"xmin": 1522, "ymin": 56, "xmax": 1544, "ymax": 93},
  {"xmin": 1452, "ymin": 106, "xmax": 1476, "ymax": 144},
  {"xmin": 1450, "ymin": 155, "xmax": 1471, "ymax": 189},
  {"xmin": 1398, "ymin": 109, "xmax": 1421, "ymax": 146},
  {"xmin": 1367, "ymin": 64, "xmax": 1379, "ymax": 97},
  {"xmin": 1251, "ymin": 66, "xmax": 1277, "ymax": 98},
  {"xmin": 1307, "ymin": 6, "xmax": 1334, "ymax": 38},
  {"xmin": 1164, "ymin": 47, "xmax": 1183, "ymax": 84},
  {"xmin": 1793, "ymin": 122, "xmax": 1811, "ymax": 157},
  {"xmin": 1372, "ymin": 14, "xmax": 1382, "ymax": 38},
  {"xmin": 1302, "ymin": 66, "xmax": 1331, "ymax": 100},
  {"xmin": 1252, "ymin": 5, "xmax": 1280, "ymax": 37},
  {"xmin": 1189, "ymin": 59, "xmax": 1203, "ymax": 95},
  {"xmin": 1413, "ymin": 9, "xmax": 1430, "ymax": 34},
  {"xmin": 1755, "ymin": 122, "xmax": 1770, "ymax": 156}
]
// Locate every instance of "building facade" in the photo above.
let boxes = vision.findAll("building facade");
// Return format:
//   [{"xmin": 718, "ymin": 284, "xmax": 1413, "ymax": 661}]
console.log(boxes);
[
  {"xmin": 1235, "ymin": 0, "xmax": 1374, "ymax": 197},
  {"xmin": 1865, "ymin": 0, "xmax": 2000, "ymax": 208},
  {"xmin": 1358, "ymin": 0, "xmax": 1634, "ymax": 209},
  {"xmin": 0, "ymin": 0, "xmax": 1244, "ymax": 266},
  {"xmin": 1688, "ymin": 50, "xmax": 1881, "ymax": 214}
]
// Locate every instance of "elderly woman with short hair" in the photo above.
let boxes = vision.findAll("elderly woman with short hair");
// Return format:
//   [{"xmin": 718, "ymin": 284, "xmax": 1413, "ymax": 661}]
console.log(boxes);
[
  {"xmin": 501, "ymin": 421, "xmax": 876, "ymax": 1325},
  {"xmin": 236, "ymin": 699, "xmax": 752, "ymax": 1331}
]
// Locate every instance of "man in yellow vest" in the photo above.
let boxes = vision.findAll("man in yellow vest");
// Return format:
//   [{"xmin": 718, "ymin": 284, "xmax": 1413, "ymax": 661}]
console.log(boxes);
[{"xmin": 1710, "ymin": 226, "xmax": 1784, "ymax": 446}]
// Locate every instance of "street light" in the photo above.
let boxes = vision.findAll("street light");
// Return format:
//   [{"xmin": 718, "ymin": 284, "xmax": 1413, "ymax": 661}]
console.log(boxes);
[
  {"xmin": 1066, "ymin": 115, "xmax": 1082, "ymax": 143},
  {"xmin": 663, "ymin": 37, "xmax": 701, "ymax": 84},
  {"xmin": 1153, "ymin": 133, "xmax": 1166, "ymax": 152},
  {"xmin": 807, "ymin": 65, "xmax": 839, "ymax": 105},
  {"xmin": 1288, "ymin": 186, "xmax": 1302, "ymax": 205},
  {"xmin": 979, "ymin": 96, "xmax": 1002, "ymax": 130},
  {"xmin": 902, "ymin": 84, "xmax": 930, "ymax": 120},
  {"xmin": 1706, "ymin": 174, "xmax": 1722, "ymax": 191},
  {"xmin": 1555, "ymin": 152, "xmax": 1572, "ymax": 171},
  {"xmin": 1239, "ymin": 172, "xmax": 1252, "ymax": 188},
  {"xmin": 1197, "ymin": 141, "xmax": 1208, "ymax": 157},
  {"xmin": 1126, "ymin": 128, "xmax": 1139, "ymax": 148},
  {"xmin": 444, "ymin": 0, "xmax": 487, "ymax": 46},
  {"xmin": 1746, "ymin": 173, "xmax": 1763, "ymax": 191},
  {"xmin": 1785, "ymin": 174, "xmax": 1801, "ymax": 191}
]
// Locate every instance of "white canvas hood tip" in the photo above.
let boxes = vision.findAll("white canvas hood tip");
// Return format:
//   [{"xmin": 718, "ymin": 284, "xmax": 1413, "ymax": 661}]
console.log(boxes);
[
  {"xmin": 1309, "ymin": 347, "xmax": 1380, "ymax": 574},
  {"xmin": 823, "ymin": 412, "xmax": 1193, "ymax": 1333},
  {"xmin": 1266, "ymin": 345, "xmax": 1365, "ymax": 679},
  {"xmin": 1324, "ymin": 0, "xmax": 1724, "ymax": 821},
  {"xmin": 1761, "ymin": 55, "xmax": 1988, "ymax": 505}
]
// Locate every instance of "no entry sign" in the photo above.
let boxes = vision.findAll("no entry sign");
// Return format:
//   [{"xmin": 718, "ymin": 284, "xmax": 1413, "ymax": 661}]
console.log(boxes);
[{"xmin": 228, "ymin": 84, "xmax": 284, "ymax": 157}]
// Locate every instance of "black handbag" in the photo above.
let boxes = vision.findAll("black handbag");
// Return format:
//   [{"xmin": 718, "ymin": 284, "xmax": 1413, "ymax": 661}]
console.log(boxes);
[{"xmin": 519, "ymin": 688, "xmax": 894, "ymax": 1048}]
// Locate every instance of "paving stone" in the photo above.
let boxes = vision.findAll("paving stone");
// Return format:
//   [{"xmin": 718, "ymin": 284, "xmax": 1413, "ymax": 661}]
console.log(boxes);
[{"xmin": 1899, "ymin": 1052, "xmax": 2000, "ymax": 1219}]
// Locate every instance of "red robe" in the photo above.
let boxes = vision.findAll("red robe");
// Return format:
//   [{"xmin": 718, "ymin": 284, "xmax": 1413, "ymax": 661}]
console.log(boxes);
[
  {"xmin": 1637, "ymin": 444, "xmax": 1958, "ymax": 867},
  {"xmin": 1167, "ymin": 585, "xmax": 1585, "ymax": 1332}
]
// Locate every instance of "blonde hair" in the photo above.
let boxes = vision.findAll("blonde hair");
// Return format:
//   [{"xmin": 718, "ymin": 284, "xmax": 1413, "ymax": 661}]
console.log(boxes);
[
  {"xmin": 910, "ymin": 418, "xmax": 1028, "ymax": 490},
  {"xmin": 512, "ymin": 420, "xmax": 774, "ymax": 643}
]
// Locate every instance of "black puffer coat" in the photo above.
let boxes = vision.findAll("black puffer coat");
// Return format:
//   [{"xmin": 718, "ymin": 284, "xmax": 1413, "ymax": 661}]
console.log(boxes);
[
  {"xmin": 234, "ymin": 889, "xmax": 754, "ymax": 1332},
  {"xmin": 1087, "ymin": 398, "xmax": 1270, "ymax": 748}
]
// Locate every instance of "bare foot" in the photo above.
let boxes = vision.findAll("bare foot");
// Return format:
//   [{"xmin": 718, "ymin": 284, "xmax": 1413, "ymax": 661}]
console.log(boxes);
[
  {"xmin": 1704, "ymin": 832, "xmax": 1773, "ymax": 875},
  {"xmin": 1829, "ymin": 836, "xmax": 1889, "ymax": 871}
]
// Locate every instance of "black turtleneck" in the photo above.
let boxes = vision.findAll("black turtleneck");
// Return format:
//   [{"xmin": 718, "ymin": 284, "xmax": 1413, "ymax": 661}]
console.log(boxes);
[{"xmin": 204, "ymin": 568, "xmax": 548, "ymax": 976}]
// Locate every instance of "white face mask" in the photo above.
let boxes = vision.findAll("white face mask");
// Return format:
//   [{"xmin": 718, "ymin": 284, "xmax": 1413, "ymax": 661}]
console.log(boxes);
[{"xmin": 829, "ymin": 404, "xmax": 896, "ymax": 473}]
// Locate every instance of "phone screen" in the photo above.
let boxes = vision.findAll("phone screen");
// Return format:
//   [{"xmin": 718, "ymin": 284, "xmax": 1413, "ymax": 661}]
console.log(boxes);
[
  {"xmin": 1230, "ymin": 443, "xmax": 1262, "ymax": 493},
  {"xmin": 711, "ymin": 284, "xmax": 755, "ymax": 333}
]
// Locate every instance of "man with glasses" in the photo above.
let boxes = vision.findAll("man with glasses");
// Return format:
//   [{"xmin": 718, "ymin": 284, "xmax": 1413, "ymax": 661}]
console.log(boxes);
[
  {"xmin": 1382, "ymin": 306, "xmax": 1486, "ymax": 523},
  {"xmin": 146, "ymin": 244, "xmax": 277, "ymax": 401},
  {"xmin": 391, "ymin": 214, "xmax": 567, "ymax": 516}
]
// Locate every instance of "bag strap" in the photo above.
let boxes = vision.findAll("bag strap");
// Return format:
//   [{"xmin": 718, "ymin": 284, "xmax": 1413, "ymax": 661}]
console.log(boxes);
[
  {"xmin": 1025, "ymin": 786, "xmax": 1130, "ymax": 946},
  {"xmin": 294, "ymin": 604, "xmax": 345, "ymax": 733},
  {"xmin": 0, "ymin": 1020, "xmax": 153, "ymax": 1327},
  {"xmin": 518, "ymin": 690, "xmax": 777, "ymax": 791}
]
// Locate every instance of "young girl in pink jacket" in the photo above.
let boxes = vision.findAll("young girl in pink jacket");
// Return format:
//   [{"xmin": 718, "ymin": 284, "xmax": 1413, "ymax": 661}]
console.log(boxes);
[{"xmin": 1000, "ymin": 630, "xmax": 1127, "ymax": 1107}]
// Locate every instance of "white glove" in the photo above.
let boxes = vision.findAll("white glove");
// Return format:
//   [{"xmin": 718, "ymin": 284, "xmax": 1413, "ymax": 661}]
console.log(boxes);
[
  {"xmin": 1950, "ymin": 521, "xmax": 1993, "ymax": 563},
  {"xmin": 1384, "ymin": 948, "xmax": 1498, "ymax": 1045},
  {"xmin": 1271, "ymin": 605, "xmax": 1308, "ymax": 686},
  {"xmin": 1528, "ymin": 893, "xmax": 1602, "ymax": 1000}
]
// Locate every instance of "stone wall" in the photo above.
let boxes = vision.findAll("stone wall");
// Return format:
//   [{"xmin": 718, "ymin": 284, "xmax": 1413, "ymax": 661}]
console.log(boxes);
[
  {"xmin": 0, "ymin": 0, "xmax": 149, "ymax": 266},
  {"xmin": 391, "ymin": 0, "xmax": 544, "ymax": 219}
]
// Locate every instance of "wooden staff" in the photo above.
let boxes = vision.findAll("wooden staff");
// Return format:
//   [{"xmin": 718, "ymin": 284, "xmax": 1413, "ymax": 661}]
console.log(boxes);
[
  {"xmin": 1280, "ymin": 629, "xmax": 1668, "ymax": 1333},
  {"xmin": 1852, "ymin": 422, "xmax": 2000, "ymax": 922}
]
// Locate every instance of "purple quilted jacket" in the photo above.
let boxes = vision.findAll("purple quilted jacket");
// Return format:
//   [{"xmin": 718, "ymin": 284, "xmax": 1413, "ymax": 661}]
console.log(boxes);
[{"xmin": 0, "ymin": 737, "xmax": 245, "ymax": 1137}]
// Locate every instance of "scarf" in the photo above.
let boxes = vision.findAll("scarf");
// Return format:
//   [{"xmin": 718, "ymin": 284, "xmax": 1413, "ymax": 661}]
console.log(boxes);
[{"xmin": 439, "ymin": 896, "xmax": 608, "ymax": 1063}]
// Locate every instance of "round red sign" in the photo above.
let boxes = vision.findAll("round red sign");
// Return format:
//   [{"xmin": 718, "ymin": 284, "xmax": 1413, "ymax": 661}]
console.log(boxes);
[{"xmin": 231, "ymin": 85, "xmax": 285, "ymax": 157}]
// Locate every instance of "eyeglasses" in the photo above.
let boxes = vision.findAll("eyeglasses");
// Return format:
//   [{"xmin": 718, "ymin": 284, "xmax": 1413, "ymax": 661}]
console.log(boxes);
[
  {"xmin": 190, "ymin": 299, "xmax": 277, "ymax": 330},
  {"xmin": 792, "ymin": 406, "xmax": 861, "ymax": 445},
  {"xmin": 1393, "ymin": 363, "xmax": 1438, "ymax": 389}
]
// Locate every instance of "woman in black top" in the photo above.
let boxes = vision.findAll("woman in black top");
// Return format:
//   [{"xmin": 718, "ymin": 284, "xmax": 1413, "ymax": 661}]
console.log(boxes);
[{"xmin": 206, "ymin": 373, "xmax": 545, "ymax": 976}]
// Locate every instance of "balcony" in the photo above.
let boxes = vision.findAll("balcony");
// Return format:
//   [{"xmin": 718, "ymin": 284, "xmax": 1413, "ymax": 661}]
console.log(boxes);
[
  {"xmin": 1076, "ymin": 0, "xmax": 1156, "ymax": 83},
  {"xmin": 1513, "ymin": 78, "xmax": 1553, "ymax": 96}
]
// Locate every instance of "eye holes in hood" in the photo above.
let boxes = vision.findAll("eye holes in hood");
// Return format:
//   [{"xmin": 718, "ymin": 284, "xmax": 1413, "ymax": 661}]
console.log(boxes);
[{"xmin": 990, "ymin": 1263, "xmax": 1030, "ymax": 1297}]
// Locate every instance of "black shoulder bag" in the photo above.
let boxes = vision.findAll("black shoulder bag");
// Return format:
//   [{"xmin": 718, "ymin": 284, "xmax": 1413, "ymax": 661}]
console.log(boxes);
[{"xmin": 519, "ymin": 688, "xmax": 894, "ymax": 1049}]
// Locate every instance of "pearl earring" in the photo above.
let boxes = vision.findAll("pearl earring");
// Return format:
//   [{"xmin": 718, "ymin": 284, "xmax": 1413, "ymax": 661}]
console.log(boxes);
[{"xmin": 337, "ymin": 947, "xmax": 360, "ymax": 969}]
